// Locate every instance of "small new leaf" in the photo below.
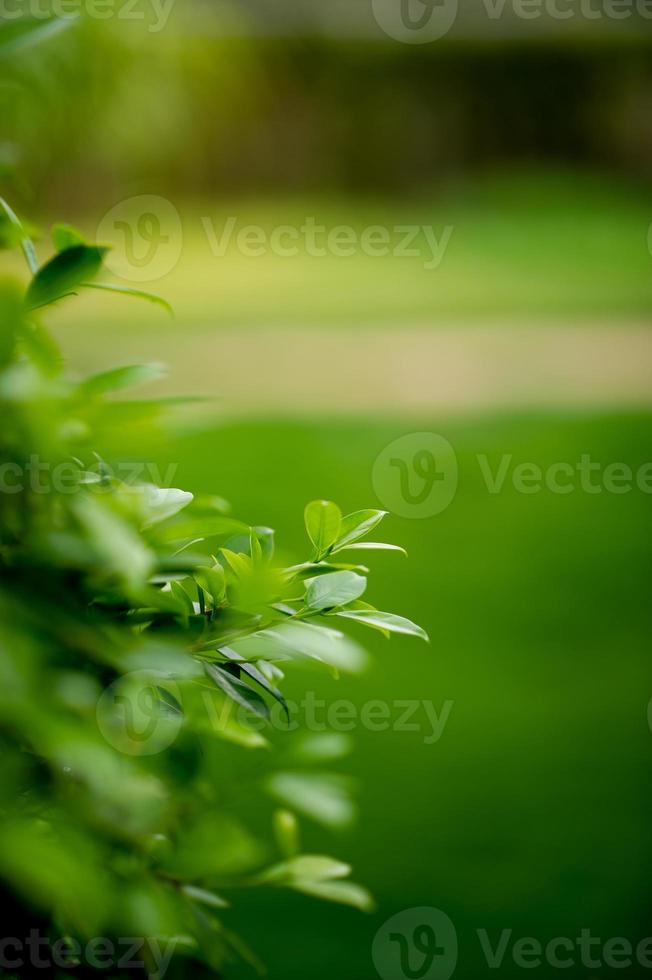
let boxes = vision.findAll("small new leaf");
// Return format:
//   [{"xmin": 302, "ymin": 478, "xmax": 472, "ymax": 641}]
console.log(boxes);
[
  {"xmin": 304, "ymin": 500, "xmax": 342, "ymax": 559},
  {"xmin": 181, "ymin": 885, "xmax": 230, "ymax": 909},
  {"xmin": 305, "ymin": 570, "xmax": 367, "ymax": 611},
  {"xmin": 195, "ymin": 564, "xmax": 226, "ymax": 608},
  {"xmin": 292, "ymin": 879, "xmax": 374, "ymax": 912},
  {"xmin": 80, "ymin": 282, "xmax": 173, "ymax": 317},
  {"xmin": 0, "ymin": 16, "xmax": 74, "ymax": 58},
  {"xmin": 80, "ymin": 364, "xmax": 166, "ymax": 399},
  {"xmin": 205, "ymin": 664, "xmax": 270, "ymax": 721},
  {"xmin": 334, "ymin": 609, "xmax": 429, "ymax": 641},
  {"xmin": 336, "ymin": 542, "xmax": 407, "ymax": 556},
  {"xmin": 0, "ymin": 197, "xmax": 38, "ymax": 275},
  {"xmin": 26, "ymin": 244, "xmax": 108, "ymax": 310},
  {"xmin": 332, "ymin": 510, "xmax": 387, "ymax": 552}
]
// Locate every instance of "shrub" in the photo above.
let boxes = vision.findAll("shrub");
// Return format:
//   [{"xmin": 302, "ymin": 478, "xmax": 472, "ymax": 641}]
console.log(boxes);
[{"xmin": 0, "ymin": 191, "xmax": 427, "ymax": 978}]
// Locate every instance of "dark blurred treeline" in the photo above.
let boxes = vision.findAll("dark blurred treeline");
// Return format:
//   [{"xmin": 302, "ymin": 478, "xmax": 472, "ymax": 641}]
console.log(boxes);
[{"xmin": 2, "ymin": 14, "xmax": 651, "ymax": 210}]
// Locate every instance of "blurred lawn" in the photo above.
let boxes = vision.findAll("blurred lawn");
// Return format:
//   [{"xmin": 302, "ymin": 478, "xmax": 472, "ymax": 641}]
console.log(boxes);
[
  {"xmin": 149, "ymin": 410, "xmax": 652, "ymax": 980},
  {"xmin": 49, "ymin": 165, "xmax": 652, "ymax": 976},
  {"xmin": 45, "ymin": 170, "xmax": 652, "ymax": 337}
]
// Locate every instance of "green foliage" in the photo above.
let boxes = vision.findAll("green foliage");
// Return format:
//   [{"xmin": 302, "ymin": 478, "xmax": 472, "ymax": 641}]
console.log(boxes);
[
  {"xmin": 0, "ymin": 15, "xmax": 74, "ymax": 59},
  {"xmin": 0, "ymin": 205, "xmax": 426, "ymax": 975},
  {"xmin": 304, "ymin": 499, "xmax": 341, "ymax": 560}
]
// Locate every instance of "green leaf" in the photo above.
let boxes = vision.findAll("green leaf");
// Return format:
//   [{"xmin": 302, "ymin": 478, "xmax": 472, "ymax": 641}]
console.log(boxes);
[
  {"xmin": 287, "ymin": 561, "xmax": 370, "ymax": 579},
  {"xmin": 169, "ymin": 581, "xmax": 195, "ymax": 618},
  {"xmin": 255, "ymin": 851, "xmax": 374, "ymax": 911},
  {"xmin": 73, "ymin": 495, "xmax": 153, "ymax": 593},
  {"xmin": 287, "ymin": 733, "xmax": 352, "ymax": 764},
  {"xmin": 304, "ymin": 500, "xmax": 341, "ymax": 558},
  {"xmin": 16, "ymin": 320, "xmax": 61, "ymax": 373},
  {"xmin": 156, "ymin": 516, "xmax": 248, "ymax": 543},
  {"xmin": 266, "ymin": 773, "xmax": 355, "ymax": 828},
  {"xmin": 254, "ymin": 526, "xmax": 275, "ymax": 562},
  {"xmin": 181, "ymin": 885, "xmax": 229, "ymax": 909},
  {"xmin": 0, "ymin": 213, "xmax": 25, "ymax": 252},
  {"xmin": 195, "ymin": 564, "xmax": 226, "ymax": 608},
  {"xmin": 250, "ymin": 527, "xmax": 263, "ymax": 563},
  {"xmin": 277, "ymin": 621, "xmax": 369, "ymax": 673},
  {"xmin": 228, "ymin": 621, "xmax": 369, "ymax": 674},
  {"xmin": 219, "ymin": 548, "xmax": 252, "ymax": 579},
  {"xmin": 335, "ymin": 542, "xmax": 407, "ymax": 556},
  {"xmin": 221, "ymin": 647, "xmax": 288, "ymax": 719},
  {"xmin": 0, "ymin": 197, "xmax": 37, "ymax": 275},
  {"xmin": 0, "ymin": 281, "xmax": 22, "ymax": 367},
  {"xmin": 52, "ymin": 223, "xmax": 86, "ymax": 251},
  {"xmin": 79, "ymin": 363, "xmax": 166, "ymax": 399},
  {"xmin": 204, "ymin": 664, "xmax": 270, "ymax": 721},
  {"xmin": 305, "ymin": 570, "xmax": 367, "ymax": 610},
  {"xmin": 273, "ymin": 810, "xmax": 300, "ymax": 858},
  {"xmin": 0, "ymin": 16, "xmax": 74, "ymax": 59},
  {"xmin": 26, "ymin": 245, "xmax": 108, "ymax": 311},
  {"xmin": 334, "ymin": 609, "xmax": 429, "ymax": 641},
  {"xmin": 258, "ymin": 854, "xmax": 351, "ymax": 885},
  {"xmin": 292, "ymin": 879, "xmax": 374, "ymax": 912},
  {"xmin": 189, "ymin": 691, "xmax": 268, "ymax": 749},
  {"xmin": 332, "ymin": 510, "xmax": 387, "ymax": 552},
  {"xmin": 80, "ymin": 282, "xmax": 173, "ymax": 317},
  {"xmin": 138, "ymin": 485, "xmax": 194, "ymax": 529}
]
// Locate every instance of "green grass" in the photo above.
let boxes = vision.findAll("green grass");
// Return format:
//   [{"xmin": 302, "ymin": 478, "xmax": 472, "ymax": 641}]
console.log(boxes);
[
  {"xmin": 45, "ymin": 170, "xmax": 652, "ymax": 335},
  {"xmin": 33, "ymin": 166, "xmax": 652, "ymax": 975},
  {"xmin": 147, "ymin": 409, "xmax": 652, "ymax": 980}
]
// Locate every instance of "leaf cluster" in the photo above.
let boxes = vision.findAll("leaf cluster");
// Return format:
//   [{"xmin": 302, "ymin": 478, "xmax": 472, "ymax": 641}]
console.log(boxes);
[{"xmin": 0, "ymin": 202, "xmax": 427, "ymax": 975}]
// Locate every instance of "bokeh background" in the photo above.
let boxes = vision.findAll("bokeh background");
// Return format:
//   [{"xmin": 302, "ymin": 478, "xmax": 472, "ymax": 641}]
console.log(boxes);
[{"xmin": 3, "ymin": 2, "xmax": 652, "ymax": 977}]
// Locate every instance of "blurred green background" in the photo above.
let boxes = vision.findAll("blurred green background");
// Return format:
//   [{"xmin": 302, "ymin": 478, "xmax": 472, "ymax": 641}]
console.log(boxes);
[{"xmin": 3, "ymin": 1, "xmax": 652, "ymax": 976}]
